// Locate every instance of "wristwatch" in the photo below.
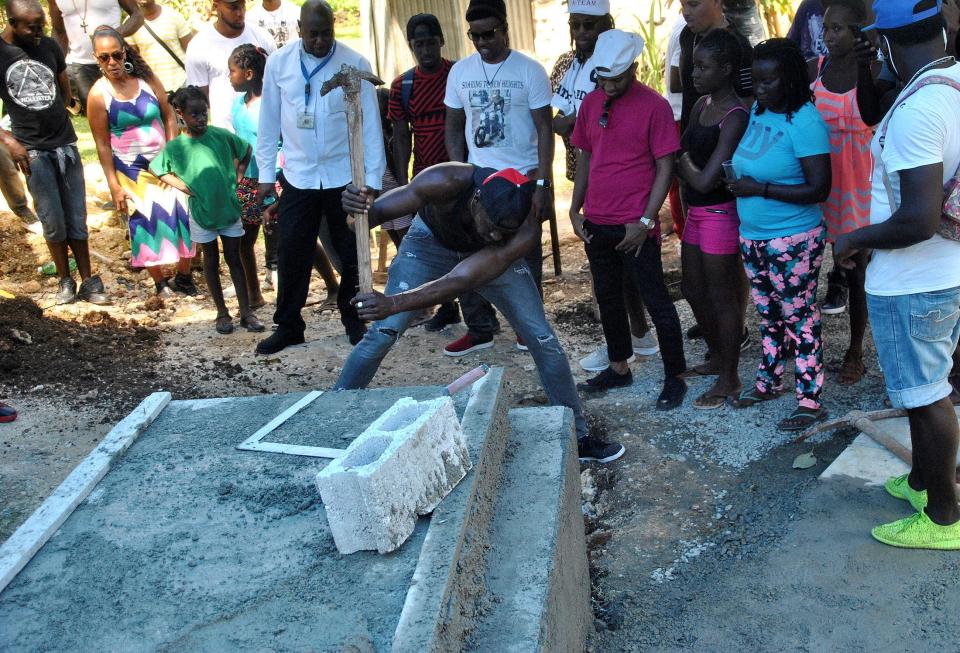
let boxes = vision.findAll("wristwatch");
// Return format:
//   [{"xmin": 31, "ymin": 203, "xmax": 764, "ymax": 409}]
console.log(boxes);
[
  {"xmin": 638, "ymin": 216, "xmax": 655, "ymax": 229},
  {"xmin": 536, "ymin": 178, "xmax": 552, "ymax": 188}
]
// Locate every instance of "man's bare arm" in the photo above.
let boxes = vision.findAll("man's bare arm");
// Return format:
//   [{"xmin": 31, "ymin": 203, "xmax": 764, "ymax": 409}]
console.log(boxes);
[
  {"xmin": 48, "ymin": 0, "xmax": 69, "ymax": 55},
  {"xmin": 444, "ymin": 107, "xmax": 467, "ymax": 162},
  {"xmin": 117, "ymin": 0, "xmax": 144, "ymax": 37}
]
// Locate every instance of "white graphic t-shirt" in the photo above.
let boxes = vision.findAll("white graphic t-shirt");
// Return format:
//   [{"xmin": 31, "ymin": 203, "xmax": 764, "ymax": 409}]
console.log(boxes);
[
  {"xmin": 551, "ymin": 53, "xmax": 598, "ymax": 118},
  {"xmin": 247, "ymin": 1, "xmax": 301, "ymax": 49},
  {"xmin": 444, "ymin": 50, "xmax": 552, "ymax": 171},
  {"xmin": 185, "ymin": 23, "xmax": 276, "ymax": 131}
]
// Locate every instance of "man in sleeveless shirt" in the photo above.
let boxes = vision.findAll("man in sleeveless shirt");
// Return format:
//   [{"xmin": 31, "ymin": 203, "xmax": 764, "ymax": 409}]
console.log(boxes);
[{"xmin": 335, "ymin": 163, "xmax": 625, "ymax": 464}]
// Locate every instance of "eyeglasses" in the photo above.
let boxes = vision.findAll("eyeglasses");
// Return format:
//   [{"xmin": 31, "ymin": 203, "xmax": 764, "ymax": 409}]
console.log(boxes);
[
  {"xmin": 467, "ymin": 26, "xmax": 502, "ymax": 42},
  {"xmin": 568, "ymin": 19, "xmax": 598, "ymax": 31},
  {"xmin": 96, "ymin": 51, "xmax": 125, "ymax": 63},
  {"xmin": 599, "ymin": 98, "xmax": 612, "ymax": 128}
]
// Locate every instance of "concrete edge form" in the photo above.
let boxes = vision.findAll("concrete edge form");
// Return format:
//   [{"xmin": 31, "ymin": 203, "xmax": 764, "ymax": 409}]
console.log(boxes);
[
  {"xmin": 0, "ymin": 391, "xmax": 171, "ymax": 593},
  {"xmin": 392, "ymin": 368, "xmax": 510, "ymax": 652},
  {"xmin": 468, "ymin": 407, "xmax": 590, "ymax": 652}
]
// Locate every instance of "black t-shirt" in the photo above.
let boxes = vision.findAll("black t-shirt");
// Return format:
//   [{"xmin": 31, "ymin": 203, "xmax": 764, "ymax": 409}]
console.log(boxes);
[
  {"xmin": 679, "ymin": 25, "xmax": 754, "ymax": 130},
  {"xmin": 0, "ymin": 36, "xmax": 75, "ymax": 150},
  {"xmin": 418, "ymin": 181, "xmax": 489, "ymax": 254}
]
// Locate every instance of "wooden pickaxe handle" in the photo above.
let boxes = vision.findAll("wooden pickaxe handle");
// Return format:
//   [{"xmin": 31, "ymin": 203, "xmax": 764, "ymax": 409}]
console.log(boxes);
[{"xmin": 345, "ymin": 108, "xmax": 373, "ymax": 294}]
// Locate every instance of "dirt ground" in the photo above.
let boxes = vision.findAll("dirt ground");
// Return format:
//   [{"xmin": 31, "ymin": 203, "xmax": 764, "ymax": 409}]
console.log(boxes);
[{"xmin": 0, "ymin": 166, "xmax": 898, "ymax": 650}]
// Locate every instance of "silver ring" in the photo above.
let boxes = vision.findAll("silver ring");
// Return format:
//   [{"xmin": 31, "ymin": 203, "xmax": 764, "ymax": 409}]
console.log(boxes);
[{"xmin": 356, "ymin": 301, "xmax": 364, "ymax": 309}]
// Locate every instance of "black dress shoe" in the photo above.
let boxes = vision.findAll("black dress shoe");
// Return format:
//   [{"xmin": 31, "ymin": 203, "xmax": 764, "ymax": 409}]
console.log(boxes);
[
  {"xmin": 256, "ymin": 331, "xmax": 305, "ymax": 355},
  {"xmin": 77, "ymin": 275, "xmax": 110, "ymax": 305},
  {"xmin": 577, "ymin": 367, "xmax": 633, "ymax": 393},
  {"xmin": 656, "ymin": 376, "xmax": 688, "ymax": 411},
  {"xmin": 56, "ymin": 277, "xmax": 77, "ymax": 304}
]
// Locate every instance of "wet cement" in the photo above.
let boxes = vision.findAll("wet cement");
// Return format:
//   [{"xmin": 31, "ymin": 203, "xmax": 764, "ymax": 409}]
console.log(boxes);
[{"xmin": 0, "ymin": 386, "xmax": 470, "ymax": 652}]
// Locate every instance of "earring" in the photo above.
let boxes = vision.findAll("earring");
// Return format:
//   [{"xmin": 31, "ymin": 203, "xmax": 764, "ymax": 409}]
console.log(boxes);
[{"xmin": 123, "ymin": 60, "xmax": 134, "ymax": 73}]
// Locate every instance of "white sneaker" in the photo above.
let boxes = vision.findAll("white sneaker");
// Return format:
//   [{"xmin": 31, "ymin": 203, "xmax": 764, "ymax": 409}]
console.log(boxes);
[
  {"xmin": 632, "ymin": 332, "xmax": 659, "ymax": 356},
  {"xmin": 579, "ymin": 345, "xmax": 635, "ymax": 373}
]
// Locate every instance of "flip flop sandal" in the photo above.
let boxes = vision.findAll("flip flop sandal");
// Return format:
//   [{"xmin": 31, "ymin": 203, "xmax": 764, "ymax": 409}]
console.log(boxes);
[
  {"xmin": 215, "ymin": 316, "xmax": 234, "ymax": 335},
  {"xmin": 836, "ymin": 357, "xmax": 867, "ymax": 385},
  {"xmin": 240, "ymin": 315, "xmax": 265, "ymax": 332},
  {"xmin": 729, "ymin": 387, "xmax": 784, "ymax": 409},
  {"xmin": 679, "ymin": 361, "xmax": 721, "ymax": 379},
  {"xmin": 777, "ymin": 407, "xmax": 829, "ymax": 432},
  {"xmin": 693, "ymin": 391, "xmax": 729, "ymax": 410}
]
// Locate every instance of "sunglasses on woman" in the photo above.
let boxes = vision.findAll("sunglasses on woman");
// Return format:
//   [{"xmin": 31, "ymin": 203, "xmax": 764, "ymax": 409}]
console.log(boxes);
[{"xmin": 96, "ymin": 51, "xmax": 125, "ymax": 63}]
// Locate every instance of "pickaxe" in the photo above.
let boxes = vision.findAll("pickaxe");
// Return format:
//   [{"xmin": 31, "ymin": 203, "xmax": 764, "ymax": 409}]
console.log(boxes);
[
  {"xmin": 796, "ymin": 408, "xmax": 912, "ymax": 465},
  {"xmin": 320, "ymin": 64, "xmax": 384, "ymax": 294}
]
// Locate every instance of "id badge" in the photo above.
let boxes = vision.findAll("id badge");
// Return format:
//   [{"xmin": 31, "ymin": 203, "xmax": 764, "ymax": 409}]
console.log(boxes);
[{"xmin": 297, "ymin": 112, "xmax": 315, "ymax": 129}]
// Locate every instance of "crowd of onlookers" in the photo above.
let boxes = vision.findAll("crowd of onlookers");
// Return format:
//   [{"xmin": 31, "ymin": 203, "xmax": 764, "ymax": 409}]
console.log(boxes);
[{"xmin": 3, "ymin": 0, "xmax": 960, "ymax": 550}]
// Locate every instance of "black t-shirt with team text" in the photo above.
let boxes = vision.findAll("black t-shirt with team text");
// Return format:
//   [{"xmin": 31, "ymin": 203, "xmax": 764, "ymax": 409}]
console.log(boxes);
[
  {"xmin": 679, "ymin": 25, "xmax": 754, "ymax": 131},
  {"xmin": 0, "ymin": 36, "xmax": 75, "ymax": 150}
]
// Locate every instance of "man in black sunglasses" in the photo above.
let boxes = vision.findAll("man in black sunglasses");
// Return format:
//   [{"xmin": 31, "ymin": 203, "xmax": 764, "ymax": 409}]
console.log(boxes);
[
  {"xmin": 569, "ymin": 30, "xmax": 688, "ymax": 407},
  {"xmin": 441, "ymin": 0, "xmax": 555, "ymax": 358}
]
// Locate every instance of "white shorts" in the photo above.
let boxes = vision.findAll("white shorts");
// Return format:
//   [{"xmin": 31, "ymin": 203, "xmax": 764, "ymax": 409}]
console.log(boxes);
[{"xmin": 189, "ymin": 216, "xmax": 244, "ymax": 243}]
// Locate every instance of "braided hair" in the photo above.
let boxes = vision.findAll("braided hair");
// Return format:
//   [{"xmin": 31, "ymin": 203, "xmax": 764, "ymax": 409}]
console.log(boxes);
[
  {"xmin": 91, "ymin": 25, "xmax": 153, "ymax": 80},
  {"xmin": 169, "ymin": 85, "xmax": 209, "ymax": 112},
  {"xmin": 752, "ymin": 38, "xmax": 814, "ymax": 120},
  {"xmin": 229, "ymin": 44, "xmax": 268, "ymax": 96},
  {"xmin": 694, "ymin": 28, "xmax": 743, "ymax": 86}
]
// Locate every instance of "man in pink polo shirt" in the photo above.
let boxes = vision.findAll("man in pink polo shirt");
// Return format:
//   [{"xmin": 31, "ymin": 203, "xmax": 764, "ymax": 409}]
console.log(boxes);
[{"xmin": 570, "ymin": 29, "xmax": 688, "ymax": 409}]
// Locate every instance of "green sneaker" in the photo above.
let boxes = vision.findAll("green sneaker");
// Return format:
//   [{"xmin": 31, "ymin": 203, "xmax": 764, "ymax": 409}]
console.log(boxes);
[
  {"xmin": 884, "ymin": 473, "xmax": 928, "ymax": 512},
  {"xmin": 872, "ymin": 511, "xmax": 960, "ymax": 550}
]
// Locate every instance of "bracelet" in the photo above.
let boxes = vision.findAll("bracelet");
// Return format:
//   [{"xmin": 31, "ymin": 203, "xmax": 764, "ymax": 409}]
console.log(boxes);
[{"xmin": 763, "ymin": 182, "xmax": 770, "ymax": 200}]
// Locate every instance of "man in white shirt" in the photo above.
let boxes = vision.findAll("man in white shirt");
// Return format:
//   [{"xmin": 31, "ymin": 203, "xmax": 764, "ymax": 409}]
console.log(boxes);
[
  {"xmin": 836, "ymin": 0, "xmax": 960, "ymax": 550},
  {"xmin": 247, "ymin": 0, "xmax": 300, "ymax": 48},
  {"xmin": 185, "ymin": 0, "xmax": 274, "ymax": 130},
  {"xmin": 442, "ymin": 0, "xmax": 554, "ymax": 357},
  {"xmin": 254, "ymin": 0, "xmax": 385, "ymax": 354},
  {"xmin": 49, "ymin": 0, "xmax": 143, "ymax": 111},
  {"xmin": 129, "ymin": 0, "xmax": 195, "ymax": 91}
]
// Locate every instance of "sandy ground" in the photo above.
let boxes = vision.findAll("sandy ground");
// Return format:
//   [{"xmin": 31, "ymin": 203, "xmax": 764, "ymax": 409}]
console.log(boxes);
[{"xmin": 2, "ymin": 164, "xmax": 932, "ymax": 650}]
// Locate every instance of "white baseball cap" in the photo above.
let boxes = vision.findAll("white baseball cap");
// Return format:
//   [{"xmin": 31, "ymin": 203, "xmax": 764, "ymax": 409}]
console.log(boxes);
[
  {"xmin": 592, "ymin": 30, "xmax": 645, "ymax": 78},
  {"xmin": 567, "ymin": 0, "xmax": 610, "ymax": 17}
]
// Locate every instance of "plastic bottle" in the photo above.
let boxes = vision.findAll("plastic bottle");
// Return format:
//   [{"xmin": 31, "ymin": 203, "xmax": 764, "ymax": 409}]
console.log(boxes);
[{"xmin": 37, "ymin": 258, "xmax": 77, "ymax": 275}]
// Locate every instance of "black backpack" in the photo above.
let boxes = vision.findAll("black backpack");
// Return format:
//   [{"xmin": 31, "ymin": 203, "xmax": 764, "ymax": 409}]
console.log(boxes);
[{"xmin": 399, "ymin": 67, "xmax": 415, "ymax": 117}]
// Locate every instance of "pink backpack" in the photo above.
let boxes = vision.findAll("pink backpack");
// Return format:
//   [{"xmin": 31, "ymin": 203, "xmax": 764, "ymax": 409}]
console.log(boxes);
[{"xmin": 877, "ymin": 75, "xmax": 960, "ymax": 241}]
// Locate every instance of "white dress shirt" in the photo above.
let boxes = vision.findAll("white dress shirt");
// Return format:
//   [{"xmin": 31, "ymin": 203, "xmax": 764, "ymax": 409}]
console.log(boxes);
[{"xmin": 256, "ymin": 39, "xmax": 385, "ymax": 190}]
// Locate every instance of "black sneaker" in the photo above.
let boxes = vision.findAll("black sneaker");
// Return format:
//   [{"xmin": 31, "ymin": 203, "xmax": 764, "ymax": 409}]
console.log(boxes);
[
  {"xmin": 822, "ymin": 283, "xmax": 848, "ymax": 315},
  {"xmin": 577, "ymin": 367, "xmax": 633, "ymax": 393},
  {"xmin": 424, "ymin": 302, "xmax": 461, "ymax": 332},
  {"xmin": 256, "ymin": 331, "xmax": 305, "ymax": 355},
  {"xmin": 578, "ymin": 436, "xmax": 626, "ymax": 463},
  {"xmin": 686, "ymin": 324, "xmax": 703, "ymax": 340},
  {"xmin": 155, "ymin": 279, "xmax": 175, "ymax": 299},
  {"xmin": 77, "ymin": 275, "xmax": 111, "ymax": 305},
  {"xmin": 56, "ymin": 276, "xmax": 77, "ymax": 304},
  {"xmin": 172, "ymin": 272, "xmax": 198, "ymax": 296}
]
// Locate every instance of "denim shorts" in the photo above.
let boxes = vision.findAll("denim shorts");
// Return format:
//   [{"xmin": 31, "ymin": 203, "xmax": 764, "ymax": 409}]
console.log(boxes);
[
  {"xmin": 188, "ymin": 216, "xmax": 244, "ymax": 243},
  {"xmin": 26, "ymin": 145, "xmax": 87, "ymax": 242},
  {"xmin": 868, "ymin": 287, "xmax": 960, "ymax": 409}
]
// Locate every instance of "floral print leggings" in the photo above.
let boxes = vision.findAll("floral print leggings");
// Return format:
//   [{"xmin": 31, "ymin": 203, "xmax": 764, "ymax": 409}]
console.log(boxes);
[{"xmin": 740, "ymin": 225, "xmax": 826, "ymax": 409}]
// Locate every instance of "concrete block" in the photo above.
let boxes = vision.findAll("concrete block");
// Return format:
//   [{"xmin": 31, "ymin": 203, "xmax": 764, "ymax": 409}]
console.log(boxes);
[{"xmin": 316, "ymin": 396, "xmax": 472, "ymax": 554}]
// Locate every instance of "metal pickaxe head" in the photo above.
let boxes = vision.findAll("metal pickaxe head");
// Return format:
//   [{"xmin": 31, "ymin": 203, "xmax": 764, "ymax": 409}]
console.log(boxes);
[{"xmin": 319, "ymin": 64, "xmax": 384, "ymax": 101}]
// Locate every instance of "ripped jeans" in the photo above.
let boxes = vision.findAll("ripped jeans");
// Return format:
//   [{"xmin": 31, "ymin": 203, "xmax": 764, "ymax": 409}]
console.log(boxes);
[{"xmin": 334, "ymin": 217, "xmax": 587, "ymax": 439}]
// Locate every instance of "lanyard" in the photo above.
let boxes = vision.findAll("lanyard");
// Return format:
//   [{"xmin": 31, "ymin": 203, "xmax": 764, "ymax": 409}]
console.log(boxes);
[{"xmin": 300, "ymin": 42, "xmax": 337, "ymax": 108}]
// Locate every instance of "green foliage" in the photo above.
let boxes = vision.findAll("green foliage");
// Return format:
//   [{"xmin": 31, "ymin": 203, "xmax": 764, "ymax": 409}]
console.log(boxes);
[{"xmin": 633, "ymin": 0, "xmax": 668, "ymax": 94}]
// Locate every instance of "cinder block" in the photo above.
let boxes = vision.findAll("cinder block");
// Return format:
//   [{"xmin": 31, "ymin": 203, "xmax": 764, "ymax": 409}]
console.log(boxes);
[{"xmin": 316, "ymin": 397, "xmax": 471, "ymax": 554}]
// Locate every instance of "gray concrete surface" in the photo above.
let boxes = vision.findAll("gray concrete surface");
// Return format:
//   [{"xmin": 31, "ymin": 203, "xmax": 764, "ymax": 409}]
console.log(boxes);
[
  {"xmin": 469, "ymin": 407, "xmax": 590, "ymax": 652},
  {"xmin": 623, "ymin": 475, "xmax": 960, "ymax": 652},
  {"xmin": 0, "ymin": 386, "xmax": 472, "ymax": 652}
]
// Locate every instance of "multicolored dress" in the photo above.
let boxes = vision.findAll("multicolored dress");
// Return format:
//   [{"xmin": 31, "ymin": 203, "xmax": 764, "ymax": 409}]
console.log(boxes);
[
  {"xmin": 97, "ymin": 78, "xmax": 194, "ymax": 266},
  {"xmin": 811, "ymin": 57, "xmax": 873, "ymax": 241}
]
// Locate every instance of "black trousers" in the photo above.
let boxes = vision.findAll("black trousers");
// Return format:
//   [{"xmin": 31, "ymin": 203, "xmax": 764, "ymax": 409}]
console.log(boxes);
[
  {"xmin": 584, "ymin": 222, "xmax": 686, "ymax": 378},
  {"xmin": 273, "ymin": 176, "xmax": 362, "ymax": 339}
]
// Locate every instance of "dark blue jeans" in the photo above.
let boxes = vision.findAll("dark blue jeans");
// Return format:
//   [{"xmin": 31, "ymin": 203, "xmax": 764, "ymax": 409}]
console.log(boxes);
[{"xmin": 334, "ymin": 217, "xmax": 586, "ymax": 439}]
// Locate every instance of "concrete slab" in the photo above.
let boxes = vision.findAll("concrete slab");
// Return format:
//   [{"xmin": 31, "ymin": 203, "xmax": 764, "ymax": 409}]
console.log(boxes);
[
  {"xmin": 468, "ymin": 407, "xmax": 590, "ymax": 652},
  {"xmin": 820, "ymin": 407, "xmax": 960, "ymax": 485},
  {"xmin": 0, "ymin": 385, "xmax": 480, "ymax": 652}
]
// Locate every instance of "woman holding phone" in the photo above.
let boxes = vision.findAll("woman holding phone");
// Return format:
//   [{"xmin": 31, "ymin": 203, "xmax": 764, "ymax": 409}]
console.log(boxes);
[{"xmin": 676, "ymin": 29, "xmax": 750, "ymax": 409}]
